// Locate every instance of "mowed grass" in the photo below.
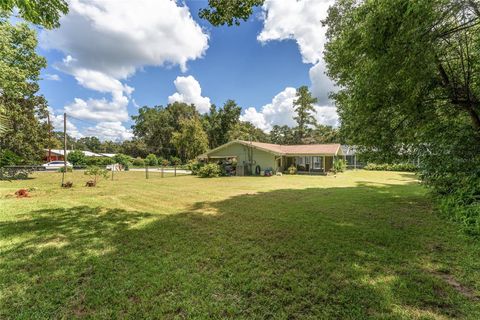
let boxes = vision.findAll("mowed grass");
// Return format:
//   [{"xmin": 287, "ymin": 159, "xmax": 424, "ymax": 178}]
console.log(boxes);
[{"xmin": 1, "ymin": 171, "xmax": 479, "ymax": 319}]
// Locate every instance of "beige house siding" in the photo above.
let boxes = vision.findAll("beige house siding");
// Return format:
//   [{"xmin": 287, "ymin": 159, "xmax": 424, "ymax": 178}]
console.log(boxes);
[{"xmin": 207, "ymin": 142, "xmax": 277, "ymax": 171}]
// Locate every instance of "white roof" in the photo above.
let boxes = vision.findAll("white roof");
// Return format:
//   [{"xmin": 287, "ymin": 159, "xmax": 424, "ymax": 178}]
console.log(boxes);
[{"xmin": 44, "ymin": 149, "xmax": 107, "ymax": 157}]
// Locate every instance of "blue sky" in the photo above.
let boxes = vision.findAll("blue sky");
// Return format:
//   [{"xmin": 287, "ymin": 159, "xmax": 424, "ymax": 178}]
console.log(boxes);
[{"xmin": 37, "ymin": 0, "xmax": 336, "ymax": 140}]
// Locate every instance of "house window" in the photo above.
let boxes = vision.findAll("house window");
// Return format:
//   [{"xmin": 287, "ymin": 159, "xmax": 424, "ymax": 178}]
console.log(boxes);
[
  {"xmin": 297, "ymin": 157, "xmax": 304, "ymax": 165},
  {"xmin": 305, "ymin": 156, "xmax": 310, "ymax": 164},
  {"xmin": 313, "ymin": 156, "xmax": 322, "ymax": 169}
]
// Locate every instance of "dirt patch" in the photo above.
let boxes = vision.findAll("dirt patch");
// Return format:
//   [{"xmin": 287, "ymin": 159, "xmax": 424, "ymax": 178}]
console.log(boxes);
[
  {"xmin": 15, "ymin": 189, "xmax": 30, "ymax": 198},
  {"xmin": 432, "ymin": 271, "xmax": 479, "ymax": 301}
]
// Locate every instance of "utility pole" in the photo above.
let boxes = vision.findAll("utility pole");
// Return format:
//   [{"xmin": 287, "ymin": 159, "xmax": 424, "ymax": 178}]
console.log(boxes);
[
  {"xmin": 62, "ymin": 112, "xmax": 67, "ymax": 186},
  {"xmin": 47, "ymin": 112, "xmax": 52, "ymax": 162}
]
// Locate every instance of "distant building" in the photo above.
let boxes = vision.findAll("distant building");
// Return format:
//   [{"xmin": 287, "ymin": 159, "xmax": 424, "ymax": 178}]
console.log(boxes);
[{"xmin": 44, "ymin": 149, "xmax": 116, "ymax": 161}]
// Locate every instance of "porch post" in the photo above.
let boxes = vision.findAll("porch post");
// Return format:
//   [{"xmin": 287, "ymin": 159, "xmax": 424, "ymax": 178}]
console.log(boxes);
[{"xmin": 323, "ymin": 156, "xmax": 326, "ymax": 173}]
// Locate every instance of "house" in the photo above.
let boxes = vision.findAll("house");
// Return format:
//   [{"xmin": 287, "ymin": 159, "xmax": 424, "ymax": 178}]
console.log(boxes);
[
  {"xmin": 43, "ymin": 149, "xmax": 116, "ymax": 161},
  {"xmin": 198, "ymin": 140, "xmax": 344, "ymax": 175}
]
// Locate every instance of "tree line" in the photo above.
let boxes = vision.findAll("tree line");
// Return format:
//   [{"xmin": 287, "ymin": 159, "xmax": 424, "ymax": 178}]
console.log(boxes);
[{"xmin": 41, "ymin": 87, "xmax": 341, "ymax": 164}]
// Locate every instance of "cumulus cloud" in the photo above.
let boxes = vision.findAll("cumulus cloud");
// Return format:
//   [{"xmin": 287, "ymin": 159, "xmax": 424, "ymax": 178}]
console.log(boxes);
[
  {"xmin": 240, "ymin": 87, "xmax": 339, "ymax": 132},
  {"xmin": 40, "ymin": 0, "xmax": 209, "ymax": 138},
  {"xmin": 64, "ymin": 92, "xmax": 129, "ymax": 122},
  {"xmin": 258, "ymin": 0, "xmax": 337, "ymax": 108},
  {"xmin": 41, "ymin": 0, "xmax": 209, "ymax": 79},
  {"xmin": 168, "ymin": 75, "xmax": 211, "ymax": 113},
  {"xmin": 48, "ymin": 108, "xmax": 83, "ymax": 138},
  {"xmin": 84, "ymin": 122, "xmax": 133, "ymax": 141}
]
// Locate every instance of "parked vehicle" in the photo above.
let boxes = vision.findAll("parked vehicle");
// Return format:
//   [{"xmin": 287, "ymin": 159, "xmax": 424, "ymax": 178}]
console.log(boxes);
[{"xmin": 42, "ymin": 161, "xmax": 73, "ymax": 170}]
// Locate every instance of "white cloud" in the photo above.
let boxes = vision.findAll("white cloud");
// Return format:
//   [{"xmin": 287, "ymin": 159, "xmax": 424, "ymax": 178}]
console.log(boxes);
[
  {"xmin": 168, "ymin": 75, "xmax": 211, "ymax": 113},
  {"xmin": 45, "ymin": 73, "xmax": 61, "ymax": 81},
  {"xmin": 41, "ymin": 0, "xmax": 209, "ymax": 79},
  {"xmin": 259, "ymin": 0, "xmax": 337, "ymax": 108},
  {"xmin": 313, "ymin": 105, "xmax": 339, "ymax": 127},
  {"xmin": 48, "ymin": 108, "xmax": 83, "ymax": 138},
  {"xmin": 241, "ymin": 87, "xmax": 297, "ymax": 132},
  {"xmin": 240, "ymin": 87, "xmax": 339, "ymax": 132},
  {"xmin": 64, "ymin": 92, "xmax": 129, "ymax": 122},
  {"xmin": 40, "ymin": 0, "xmax": 209, "ymax": 135},
  {"xmin": 84, "ymin": 122, "xmax": 133, "ymax": 141}
]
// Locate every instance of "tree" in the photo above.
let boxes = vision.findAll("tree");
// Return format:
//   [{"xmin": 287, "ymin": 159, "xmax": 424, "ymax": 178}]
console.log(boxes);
[
  {"xmin": 84, "ymin": 166, "xmax": 109, "ymax": 187},
  {"xmin": 171, "ymin": 116, "xmax": 209, "ymax": 162},
  {"xmin": 323, "ymin": 0, "xmax": 480, "ymax": 156},
  {"xmin": 310, "ymin": 124, "xmax": 340, "ymax": 144},
  {"xmin": 0, "ymin": 20, "xmax": 50, "ymax": 163},
  {"xmin": 227, "ymin": 121, "xmax": 270, "ymax": 142},
  {"xmin": 202, "ymin": 104, "xmax": 221, "ymax": 148},
  {"xmin": 270, "ymin": 125, "xmax": 296, "ymax": 145},
  {"xmin": 293, "ymin": 86, "xmax": 318, "ymax": 143},
  {"xmin": 68, "ymin": 150, "xmax": 86, "ymax": 166},
  {"xmin": 132, "ymin": 102, "xmax": 197, "ymax": 158},
  {"xmin": 323, "ymin": 0, "xmax": 480, "ymax": 233},
  {"xmin": 0, "ymin": 0, "xmax": 68, "ymax": 29},
  {"xmin": 76, "ymin": 137, "xmax": 102, "ymax": 153},
  {"xmin": 201, "ymin": 99, "xmax": 242, "ymax": 148},
  {"xmin": 120, "ymin": 138, "xmax": 149, "ymax": 158},
  {"xmin": 0, "ymin": 106, "xmax": 9, "ymax": 137},
  {"xmin": 145, "ymin": 154, "xmax": 158, "ymax": 166},
  {"xmin": 199, "ymin": 0, "xmax": 263, "ymax": 26}
]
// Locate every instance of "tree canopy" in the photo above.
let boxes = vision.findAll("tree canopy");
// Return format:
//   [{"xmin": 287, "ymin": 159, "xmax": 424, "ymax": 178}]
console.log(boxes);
[
  {"xmin": 0, "ymin": 20, "xmax": 50, "ymax": 163},
  {"xmin": 199, "ymin": 0, "xmax": 263, "ymax": 26},
  {"xmin": 293, "ymin": 86, "xmax": 318, "ymax": 143},
  {"xmin": 0, "ymin": 0, "xmax": 68, "ymax": 29}
]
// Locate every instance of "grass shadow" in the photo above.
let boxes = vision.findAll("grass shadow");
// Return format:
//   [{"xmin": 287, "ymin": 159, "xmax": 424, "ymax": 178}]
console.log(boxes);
[{"xmin": 1, "ymin": 184, "xmax": 479, "ymax": 318}]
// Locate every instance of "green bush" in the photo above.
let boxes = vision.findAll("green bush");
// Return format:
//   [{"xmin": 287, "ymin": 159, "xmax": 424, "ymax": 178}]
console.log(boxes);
[
  {"xmin": 0, "ymin": 149, "xmax": 22, "ymax": 167},
  {"xmin": 68, "ymin": 150, "xmax": 86, "ymax": 165},
  {"xmin": 84, "ymin": 166, "xmax": 109, "ymax": 186},
  {"xmin": 287, "ymin": 165, "xmax": 297, "ymax": 175},
  {"xmin": 333, "ymin": 159, "xmax": 347, "ymax": 173},
  {"xmin": 132, "ymin": 157, "xmax": 145, "ymax": 166},
  {"xmin": 198, "ymin": 163, "xmax": 221, "ymax": 178},
  {"xmin": 170, "ymin": 156, "xmax": 181, "ymax": 166},
  {"xmin": 145, "ymin": 154, "xmax": 158, "ymax": 166},
  {"xmin": 187, "ymin": 159, "xmax": 204, "ymax": 175},
  {"xmin": 113, "ymin": 153, "xmax": 131, "ymax": 170},
  {"xmin": 364, "ymin": 163, "xmax": 417, "ymax": 172},
  {"xmin": 58, "ymin": 166, "xmax": 73, "ymax": 173},
  {"xmin": 85, "ymin": 156, "xmax": 114, "ymax": 166}
]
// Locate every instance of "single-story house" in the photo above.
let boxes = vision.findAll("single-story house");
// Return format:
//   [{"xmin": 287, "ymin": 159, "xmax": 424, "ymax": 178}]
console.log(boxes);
[
  {"xmin": 44, "ymin": 149, "xmax": 116, "ymax": 161},
  {"xmin": 198, "ymin": 140, "xmax": 344, "ymax": 175}
]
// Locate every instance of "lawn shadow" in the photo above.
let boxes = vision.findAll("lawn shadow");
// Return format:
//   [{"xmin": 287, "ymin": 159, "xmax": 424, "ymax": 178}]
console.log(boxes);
[{"xmin": 1, "ymin": 183, "xmax": 478, "ymax": 318}]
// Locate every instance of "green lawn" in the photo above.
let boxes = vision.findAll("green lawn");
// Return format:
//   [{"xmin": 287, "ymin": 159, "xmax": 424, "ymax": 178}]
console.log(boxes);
[{"xmin": 1, "ymin": 171, "xmax": 479, "ymax": 319}]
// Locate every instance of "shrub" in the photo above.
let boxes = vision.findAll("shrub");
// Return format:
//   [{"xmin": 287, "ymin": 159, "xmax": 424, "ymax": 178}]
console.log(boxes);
[
  {"xmin": 287, "ymin": 165, "xmax": 297, "ymax": 175},
  {"xmin": 198, "ymin": 163, "xmax": 221, "ymax": 178},
  {"xmin": 187, "ymin": 159, "xmax": 204, "ymax": 175},
  {"xmin": 333, "ymin": 159, "xmax": 347, "ymax": 174},
  {"xmin": 85, "ymin": 156, "xmax": 114, "ymax": 166},
  {"xmin": 145, "ymin": 154, "xmax": 158, "ymax": 166},
  {"xmin": 68, "ymin": 150, "xmax": 86, "ymax": 165},
  {"xmin": 364, "ymin": 163, "xmax": 417, "ymax": 172},
  {"xmin": 159, "ymin": 158, "xmax": 170, "ymax": 167},
  {"xmin": 132, "ymin": 157, "xmax": 145, "ymax": 167},
  {"xmin": 0, "ymin": 149, "xmax": 22, "ymax": 167},
  {"xmin": 61, "ymin": 181, "xmax": 73, "ymax": 188},
  {"xmin": 84, "ymin": 166, "xmax": 109, "ymax": 186},
  {"xmin": 170, "ymin": 156, "xmax": 181, "ymax": 167},
  {"xmin": 113, "ymin": 153, "xmax": 131, "ymax": 170},
  {"xmin": 58, "ymin": 166, "xmax": 73, "ymax": 173}
]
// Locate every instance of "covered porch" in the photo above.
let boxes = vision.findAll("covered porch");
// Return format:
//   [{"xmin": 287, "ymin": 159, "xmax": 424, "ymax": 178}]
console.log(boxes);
[{"xmin": 276, "ymin": 155, "xmax": 335, "ymax": 174}]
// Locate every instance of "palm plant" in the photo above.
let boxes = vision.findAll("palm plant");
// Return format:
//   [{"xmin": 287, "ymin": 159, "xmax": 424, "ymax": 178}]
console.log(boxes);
[{"xmin": 0, "ymin": 105, "xmax": 9, "ymax": 136}]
